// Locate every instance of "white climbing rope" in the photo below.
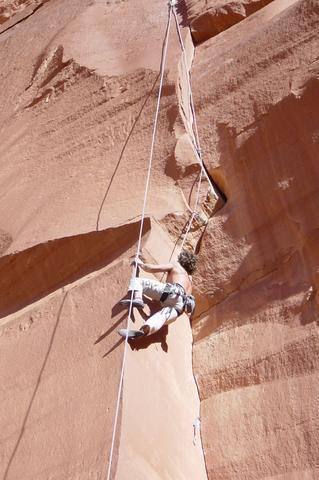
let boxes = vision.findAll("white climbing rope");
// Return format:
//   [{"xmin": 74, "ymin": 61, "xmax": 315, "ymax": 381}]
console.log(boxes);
[
  {"xmin": 172, "ymin": 6, "xmax": 218, "ymax": 198},
  {"xmin": 179, "ymin": 168, "xmax": 203, "ymax": 252},
  {"xmin": 106, "ymin": 3, "xmax": 223, "ymax": 475},
  {"xmin": 172, "ymin": 5, "xmax": 220, "ymax": 252},
  {"xmin": 105, "ymin": 4, "xmax": 173, "ymax": 479}
]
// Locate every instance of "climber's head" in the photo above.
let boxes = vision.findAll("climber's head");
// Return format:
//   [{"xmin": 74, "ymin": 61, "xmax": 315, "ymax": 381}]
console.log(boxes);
[{"xmin": 178, "ymin": 250, "xmax": 197, "ymax": 275}]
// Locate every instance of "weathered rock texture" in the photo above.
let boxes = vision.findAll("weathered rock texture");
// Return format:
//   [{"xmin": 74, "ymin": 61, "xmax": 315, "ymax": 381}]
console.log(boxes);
[
  {"xmin": 190, "ymin": 0, "xmax": 319, "ymax": 478},
  {"xmin": 1, "ymin": 0, "xmax": 319, "ymax": 478},
  {"xmin": 0, "ymin": 0, "xmax": 208, "ymax": 479},
  {"xmin": 184, "ymin": 0, "xmax": 275, "ymax": 44},
  {"xmin": 0, "ymin": 0, "xmax": 46, "ymax": 33},
  {"xmin": 0, "ymin": 222, "xmax": 207, "ymax": 480}
]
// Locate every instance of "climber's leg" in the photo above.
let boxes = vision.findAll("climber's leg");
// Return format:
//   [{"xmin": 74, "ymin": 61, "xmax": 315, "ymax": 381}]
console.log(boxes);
[
  {"xmin": 118, "ymin": 307, "xmax": 179, "ymax": 339},
  {"xmin": 120, "ymin": 277, "xmax": 166, "ymax": 309},
  {"xmin": 141, "ymin": 306, "xmax": 179, "ymax": 336}
]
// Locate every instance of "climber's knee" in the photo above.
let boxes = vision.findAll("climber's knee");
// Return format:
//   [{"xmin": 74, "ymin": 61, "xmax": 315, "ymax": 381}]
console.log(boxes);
[
  {"xmin": 128, "ymin": 277, "xmax": 143, "ymax": 293},
  {"xmin": 140, "ymin": 324, "xmax": 151, "ymax": 336}
]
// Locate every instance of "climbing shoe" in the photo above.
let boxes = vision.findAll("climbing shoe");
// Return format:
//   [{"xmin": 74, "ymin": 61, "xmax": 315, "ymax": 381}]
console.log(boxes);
[
  {"xmin": 119, "ymin": 299, "xmax": 145, "ymax": 309},
  {"xmin": 118, "ymin": 329, "xmax": 145, "ymax": 339}
]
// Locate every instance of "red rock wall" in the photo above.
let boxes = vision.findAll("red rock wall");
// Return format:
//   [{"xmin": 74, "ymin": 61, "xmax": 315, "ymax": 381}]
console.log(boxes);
[
  {"xmin": 184, "ymin": 0, "xmax": 275, "ymax": 44},
  {"xmin": 189, "ymin": 0, "xmax": 319, "ymax": 477},
  {"xmin": 0, "ymin": 1, "xmax": 208, "ymax": 479},
  {"xmin": 0, "ymin": 222, "xmax": 207, "ymax": 480}
]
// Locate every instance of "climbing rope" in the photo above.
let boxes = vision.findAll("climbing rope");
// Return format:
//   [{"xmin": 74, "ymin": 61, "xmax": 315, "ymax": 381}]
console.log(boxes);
[
  {"xmin": 172, "ymin": 7, "xmax": 218, "ymax": 198},
  {"xmin": 106, "ymin": 2, "xmax": 222, "ymax": 476},
  {"xmin": 179, "ymin": 168, "xmax": 203, "ymax": 251},
  {"xmin": 172, "ymin": 6, "xmax": 219, "ymax": 252},
  {"xmin": 105, "ymin": 4, "xmax": 173, "ymax": 479}
]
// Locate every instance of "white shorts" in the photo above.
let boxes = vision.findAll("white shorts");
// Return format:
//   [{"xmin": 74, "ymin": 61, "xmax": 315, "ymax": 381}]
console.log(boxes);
[{"xmin": 128, "ymin": 277, "xmax": 184, "ymax": 335}]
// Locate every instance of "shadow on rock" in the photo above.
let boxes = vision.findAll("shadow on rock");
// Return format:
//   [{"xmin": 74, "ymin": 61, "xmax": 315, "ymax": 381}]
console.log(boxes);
[
  {"xmin": 3, "ymin": 291, "xmax": 68, "ymax": 480},
  {"xmin": 103, "ymin": 338, "xmax": 124, "ymax": 357},
  {"xmin": 94, "ymin": 314, "xmax": 127, "ymax": 344},
  {"xmin": 95, "ymin": 73, "xmax": 159, "ymax": 230},
  {"xmin": 129, "ymin": 325, "xmax": 169, "ymax": 353},
  {"xmin": 102, "ymin": 298, "xmax": 170, "ymax": 355}
]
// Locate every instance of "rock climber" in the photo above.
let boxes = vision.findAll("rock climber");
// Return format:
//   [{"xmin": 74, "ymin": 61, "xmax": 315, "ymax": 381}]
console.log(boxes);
[{"xmin": 118, "ymin": 250, "xmax": 197, "ymax": 339}]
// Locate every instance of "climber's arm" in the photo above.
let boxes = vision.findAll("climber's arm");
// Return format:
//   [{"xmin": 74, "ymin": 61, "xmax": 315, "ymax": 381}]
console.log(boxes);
[
  {"xmin": 132, "ymin": 258, "xmax": 173, "ymax": 273},
  {"xmin": 142, "ymin": 262, "xmax": 173, "ymax": 273}
]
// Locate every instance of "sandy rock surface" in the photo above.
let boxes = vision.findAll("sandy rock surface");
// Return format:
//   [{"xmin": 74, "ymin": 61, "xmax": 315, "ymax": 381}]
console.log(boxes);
[
  {"xmin": 0, "ymin": 0, "xmax": 45, "ymax": 30},
  {"xmin": 0, "ymin": 1, "xmax": 208, "ymax": 479},
  {"xmin": 0, "ymin": 222, "xmax": 206, "ymax": 480},
  {"xmin": 184, "ymin": 0, "xmax": 275, "ymax": 43},
  {"xmin": 190, "ymin": 0, "xmax": 319, "ymax": 477},
  {"xmin": 0, "ymin": 0, "xmax": 191, "ymax": 254}
]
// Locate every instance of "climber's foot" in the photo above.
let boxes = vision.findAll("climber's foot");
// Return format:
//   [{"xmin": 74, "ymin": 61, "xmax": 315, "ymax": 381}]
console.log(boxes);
[
  {"xmin": 119, "ymin": 298, "xmax": 145, "ymax": 309},
  {"xmin": 118, "ymin": 329, "xmax": 145, "ymax": 339}
]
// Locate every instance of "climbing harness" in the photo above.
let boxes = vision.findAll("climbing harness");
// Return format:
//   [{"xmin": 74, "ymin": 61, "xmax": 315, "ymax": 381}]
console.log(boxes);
[
  {"xmin": 106, "ymin": 2, "xmax": 218, "ymax": 478},
  {"xmin": 184, "ymin": 294, "xmax": 196, "ymax": 315},
  {"xmin": 160, "ymin": 283, "xmax": 196, "ymax": 315}
]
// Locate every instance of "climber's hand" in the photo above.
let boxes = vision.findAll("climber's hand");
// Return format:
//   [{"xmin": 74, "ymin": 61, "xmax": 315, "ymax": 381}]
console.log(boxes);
[{"xmin": 130, "ymin": 257, "xmax": 144, "ymax": 268}]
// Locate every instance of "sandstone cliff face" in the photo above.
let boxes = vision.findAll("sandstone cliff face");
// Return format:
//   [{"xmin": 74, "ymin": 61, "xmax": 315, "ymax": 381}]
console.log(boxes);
[
  {"xmin": 0, "ymin": 1, "xmax": 207, "ymax": 479},
  {"xmin": 0, "ymin": 0, "xmax": 318, "ymax": 479},
  {"xmin": 190, "ymin": 0, "xmax": 319, "ymax": 478},
  {"xmin": 184, "ymin": 0, "xmax": 275, "ymax": 44}
]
